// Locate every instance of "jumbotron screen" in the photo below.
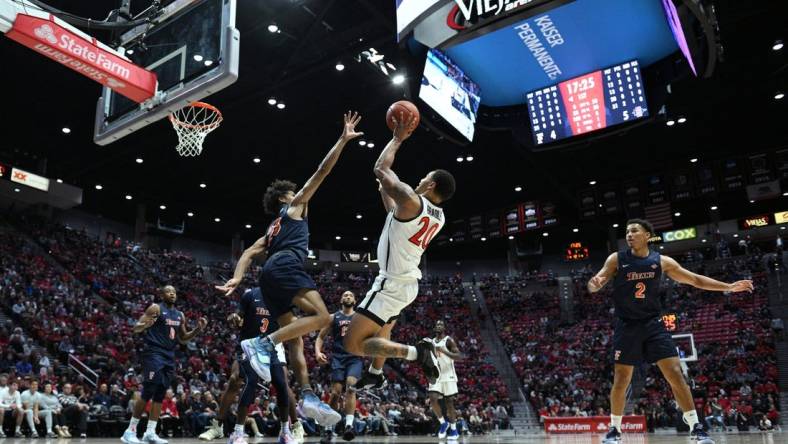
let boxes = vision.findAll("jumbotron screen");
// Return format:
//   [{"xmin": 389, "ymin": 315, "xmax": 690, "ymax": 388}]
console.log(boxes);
[{"xmin": 525, "ymin": 60, "xmax": 649, "ymax": 145}]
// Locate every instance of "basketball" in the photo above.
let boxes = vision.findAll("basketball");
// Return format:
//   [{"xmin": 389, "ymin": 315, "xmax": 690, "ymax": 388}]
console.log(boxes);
[{"xmin": 386, "ymin": 100, "xmax": 420, "ymax": 133}]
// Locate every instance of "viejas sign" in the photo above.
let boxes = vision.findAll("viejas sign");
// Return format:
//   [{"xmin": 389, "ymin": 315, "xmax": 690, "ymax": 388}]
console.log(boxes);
[
  {"xmin": 448, "ymin": 0, "xmax": 549, "ymax": 30},
  {"xmin": 738, "ymin": 214, "xmax": 772, "ymax": 230}
]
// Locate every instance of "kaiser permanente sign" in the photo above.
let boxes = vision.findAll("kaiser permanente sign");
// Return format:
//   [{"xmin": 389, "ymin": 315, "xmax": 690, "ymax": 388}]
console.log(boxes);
[{"xmin": 661, "ymin": 227, "xmax": 696, "ymax": 243}]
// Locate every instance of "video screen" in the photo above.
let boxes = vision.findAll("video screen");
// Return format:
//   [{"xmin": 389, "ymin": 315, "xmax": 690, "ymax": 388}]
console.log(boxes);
[{"xmin": 419, "ymin": 49, "xmax": 481, "ymax": 141}]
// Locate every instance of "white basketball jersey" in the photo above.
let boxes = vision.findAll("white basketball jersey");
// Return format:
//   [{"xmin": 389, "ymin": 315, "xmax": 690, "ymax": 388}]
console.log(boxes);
[
  {"xmin": 377, "ymin": 196, "xmax": 445, "ymax": 281},
  {"xmin": 431, "ymin": 335, "xmax": 457, "ymax": 382}
]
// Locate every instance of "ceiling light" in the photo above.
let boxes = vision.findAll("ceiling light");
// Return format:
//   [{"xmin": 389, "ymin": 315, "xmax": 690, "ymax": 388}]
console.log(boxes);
[
  {"xmin": 313, "ymin": 262, "xmax": 318, "ymax": 266},
  {"xmin": 159, "ymin": 205, "xmax": 166, "ymax": 210},
  {"xmin": 204, "ymin": 60, "xmax": 213, "ymax": 67},
  {"xmin": 782, "ymin": 227, "xmax": 786, "ymax": 230},
  {"xmin": 214, "ymin": 217, "xmax": 221, "ymax": 222},
  {"xmin": 187, "ymin": 212, "xmax": 194, "ymax": 217},
  {"xmin": 514, "ymin": 186, "xmax": 522, "ymax": 192},
  {"xmin": 783, "ymin": 192, "xmax": 788, "ymax": 196},
  {"xmin": 56, "ymin": 179, "xmax": 63, "ymax": 184},
  {"xmin": 775, "ymin": 92, "xmax": 785, "ymax": 100},
  {"xmin": 572, "ymin": 228, "xmax": 579, "ymax": 233},
  {"xmin": 750, "ymin": 200, "xmax": 755, "ymax": 203},
  {"xmin": 363, "ymin": 237, "xmax": 369, "ymax": 241},
  {"xmin": 392, "ymin": 74, "xmax": 405, "ymax": 85},
  {"xmin": 126, "ymin": 49, "xmax": 134, "ymax": 55},
  {"xmin": 466, "ymin": 156, "xmax": 474, "ymax": 162},
  {"xmin": 334, "ymin": 264, "xmax": 339, "ymax": 267},
  {"xmin": 268, "ymin": 98, "xmax": 277, "ymax": 106},
  {"xmin": 193, "ymin": 54, "xmax": 203, "ymax": 62},
  {"xmin": 364, "ymin": 264, "xmax": 369, "ymax": 268},
  {"xmin": 733, "ymin": 234, "xmax": 739, "ymax": 238},
  {"xmin": 481, "ymin": 237, "xmax": 487, "ymax": 241},
  {"xmin": 125, "ymin": 195, "xmax": 132, "ymax": 200},
  {"xmin": 276, "ymin": 103, "xmax": 286, "ymax": 109},
  {"xmin": 356, "ymin": 214, "xmax": 363, "ymax": 219},
  {"xmin": 659, "ymin": 246, "xmax": 664, "ymax": 250},
  {"xmin": 773, "ymin": 40, "xmax": 784, "ymax": 51},
  {"xmin": 589, "ymin": 180, "xmax": 596, "ymax": 185},
  {"xmin": 135, "ymin": 158, "xmax": 143, "ymax": 164},
  {"xmin": 359, "ymin": 140, "xmax": 367, "ymax": 146},
  {"xmin": 508, "ymin": 235, "xmax": 514, "ymax": 240},
  {"xmin": 335, "ymin": 63, "xmax": 345, "ymax": 71},
  {"xmin": 710, "ymin": 206, "xmax": 718, "ymax": 210},
  {"xmin": 690, "ymin": 158, "xmax": 698, "ymax": 163},
  {"xmin": 677, "ymin": 117, "xmax": 687, "ymax": 123},
  {"xmin": 245, "ymin": 224, "xmax": 252, "ymax": 229},
  {"xmin": 13, "ymin": 188, "xmax": 20, "ymax": 193},
  {"xmin": 666, "ymin": 120, "xmax": 675, "ymax": 126},
  {"xmin": 367, "ymin": 142, "xmax": 375, "ymax": 148},
  {"xmin": 253, "ymin": 157, "xmax": 261, "ymax": 164},
  {"xmin": 674, "ymin": 212, "xmax": 681, "ymax": 217},
  {"xmin": 449, "ymin": 238, "xmax": 454, "ymax": 242},
  {"xmin": 335, "ymin": 236, "xmax": 341, "ymax": 240},
  {"xmin": 542, "ymin": 232, "xmax": 549, "ymax": 237},
  {"xmin": 61, "ymin": 127, "xmax": 71, "ymax": 134},
  {"xmin": 613, "ymin": 223, "xmax": 619, "ymax": 228},
  {"xmin": 199, "ymin": 183, "xmax": 206, "ymax": 188},
  {"xmin": 456, "ymin": 157, "xmax": 464, "ymax": 162},
  {"xmin": 95, "ymin": 184, "xmax": 103, "ymax": 190},
  {"xmin": 268, "ymin": 24, "xmax": 279, "ymax": 33},
  {"xmin": 702, "ymin": 239, "xmax": 707, "ymax": 243}
]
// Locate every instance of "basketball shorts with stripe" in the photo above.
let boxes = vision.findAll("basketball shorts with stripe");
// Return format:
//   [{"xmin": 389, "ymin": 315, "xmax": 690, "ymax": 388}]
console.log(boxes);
[{"xmin": 356, "ymin": 274, "xmax": 419, "ymax": 326}]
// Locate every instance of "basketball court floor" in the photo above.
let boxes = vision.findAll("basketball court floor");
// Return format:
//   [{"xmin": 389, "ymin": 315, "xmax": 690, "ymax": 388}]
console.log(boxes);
[{"xmin": 0, "ymin": 433, "xmax": 780, "ymax": 444}]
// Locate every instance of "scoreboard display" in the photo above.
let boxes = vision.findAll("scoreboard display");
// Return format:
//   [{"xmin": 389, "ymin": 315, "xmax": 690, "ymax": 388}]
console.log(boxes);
[{"xmin": 526, "ymin": 60, "xmax": 649, "ymax": 145}]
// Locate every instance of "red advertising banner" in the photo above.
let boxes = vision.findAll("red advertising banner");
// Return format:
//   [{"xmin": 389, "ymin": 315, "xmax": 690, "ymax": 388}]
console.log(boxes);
[
  {"xmin": 7, "ymin": 14, "xmax": 157, "ymax": 103},
  {"xmin": 544, "ymin": 416, "xmax": 646, "ymax": 434}
]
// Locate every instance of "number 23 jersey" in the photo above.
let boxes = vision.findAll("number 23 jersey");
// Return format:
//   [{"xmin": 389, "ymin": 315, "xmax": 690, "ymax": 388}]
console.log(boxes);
[
  {"xmin": 377, "ymin": 195, "xmax": 444, "ymax": 281},
  {"xmin": 612, "ymin": 249, "xmax": 663, "ymax": 321}
]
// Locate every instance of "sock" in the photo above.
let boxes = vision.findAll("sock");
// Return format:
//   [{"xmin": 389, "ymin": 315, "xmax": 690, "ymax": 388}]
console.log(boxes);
[
  {"xmin": 146, "ymin": 420, "xmax": 157, "ymax": 433},
  {"xmin": 234, "ymin": 424, "xmax": 244, "ymax": 434},
  {"xmin": 438, "ymin": 416, "xmax": 445, "ymax": 424},
  {"xmin": 346, "ymin": 415, "xmax": 354, "ymax": 426},
  {"xmin": 281, "ymin": 422, "xmax": 290, "ymax": 434},
  {"xmin": 301, "ymin": 384, "xmax": 314, "ymax": 395},
  {"xmin": 611, "ymin": 414, "xmax": 622, "ymax": 432},
  {"xmin": 368, "ymin": 366, "xmax": 383, "ymax": 375},
  {"xmin": 684, "ymin": 410, "xmax": 699, "ymax": 429},
  {"xmin": 450, "ymin": 422, "xmax": 457, "ymax": 430},
  {"xmin": 406, "ymin": 346, "xmax": 418, "ymax": 361}
]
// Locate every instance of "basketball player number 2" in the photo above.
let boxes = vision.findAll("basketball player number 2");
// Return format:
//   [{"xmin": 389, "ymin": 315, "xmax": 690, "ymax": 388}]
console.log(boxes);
[
  {"xmin": 634, "ymin": 282, "xmax": 646, "ymax": 299},
  {"xmin": 408, "ymin": 217, "xmax": 439, "ymax": 249},
  {"xmin": 260, "ymin": 318, "xmax": 269, "ymax": 334}
]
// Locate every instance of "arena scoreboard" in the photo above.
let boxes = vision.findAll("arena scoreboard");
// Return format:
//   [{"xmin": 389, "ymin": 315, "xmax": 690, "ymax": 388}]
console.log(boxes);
[{"xmin": 526, "ymin": 60, "xmax": 649, "ymax": 145}]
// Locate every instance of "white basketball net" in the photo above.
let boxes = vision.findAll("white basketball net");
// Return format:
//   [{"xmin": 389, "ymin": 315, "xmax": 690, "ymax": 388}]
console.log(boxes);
[{"xmin": 169, "ymin": 102, "xmax": 223, "ymax": 157}]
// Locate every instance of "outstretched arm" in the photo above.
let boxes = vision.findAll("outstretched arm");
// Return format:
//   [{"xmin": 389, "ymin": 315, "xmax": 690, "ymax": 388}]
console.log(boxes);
[
  {"xmin": 216, "ymin": 236, "xmax": 268, "ymax": 296},
  {"xmin": 133, "ymin": 304, "xmax": 160, "ymax": 334},
  {"xmin": 588, "ymin": 252, "xmax": 618, "ymax": 293},
  {"xmin": 373, "ymin": 114, "xmax": 421, "ymax": 219},
  {"xmin": 290, "ymin": 112, "xmax": 363, "ymax": 213},
  {"xmin": 662, "ymin": 256, "xmax": 754, "ymax": 292}
]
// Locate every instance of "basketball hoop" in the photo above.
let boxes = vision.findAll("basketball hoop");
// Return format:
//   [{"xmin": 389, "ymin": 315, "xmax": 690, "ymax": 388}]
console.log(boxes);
[{"xmin": 169, "ymin": 102, "xmax": 223, "ymax": 156}]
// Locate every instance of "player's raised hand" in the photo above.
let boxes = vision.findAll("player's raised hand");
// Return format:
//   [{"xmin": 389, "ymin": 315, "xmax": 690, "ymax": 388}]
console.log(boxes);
[
  {"xmin": 197, "ymin": 317, "xmax": 208, "ymax": 331},
  {"xmin": 728, "ymin": 280, "xmax": 754, "ymax": 293},
  {"xmin": 316, "ymin": 352, "xmax": 329, "ymax": 365},
  {"xmin": 588, "ymin": 275, "xmax": 606, "ymax": 293},
  {"xmin": 227, "ymin": 313, "xmax": 243, "ymax": 328},
  {"xmin": 392, "ymin": 112, "xmax": 416, "ymax": 142},
  {"xmin": 341, "ymin": 111, "xmax": 364, "ymax": 141},
  {"xmin": 216, "ymin": 277, "xmax": 241, "ymax": 296}
]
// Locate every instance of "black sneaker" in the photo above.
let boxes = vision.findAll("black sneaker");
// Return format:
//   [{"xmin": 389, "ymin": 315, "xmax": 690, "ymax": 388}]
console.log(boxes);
[
  {"xmin": 602, "ymin": 426, "xmax": 621, "ymax": 444},
  {"xmin": 352, "ymin": 371, "xmax": 387, "ymax": 391},
  {"xmin": 691, "ymin": 424, "xmax": 714, "ymax": 444},
  {"xmin": 342, "ymin": 425, "xmax": 355, "ymax": 441},
  {"xmin": 416, "ymin": 339, "xmax": 440, "ymax": 384},
  {"xmin": 320, "ymin": 428, "xmax": 334, "ymax": 444}
]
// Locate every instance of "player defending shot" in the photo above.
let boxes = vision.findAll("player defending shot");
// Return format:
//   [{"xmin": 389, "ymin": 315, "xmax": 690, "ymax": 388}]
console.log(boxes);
[
  {"xmin": 216, "ymin": 112, "xmax": 363, "ymax": 427},
  {"xmin": 315, "ymin": 291, "xmax": 364, "ymax": 442},
  {"xmin": 121, "ymin": 286, "xmax": 207, "ymax": 444},
  {"xmin": 588, "ymin": 219, "xmax": 753, "ymax": 444},
  {"xmin": 342, "ymin": 113, "xmax": 456, "ymax": 388},
  {"xmin": 199, "ymin": 288, "xmax": 299, "ymax": 444},
  {"xmin": 428, "ymin": 320, "xmax": 464, "ymax": 441}
]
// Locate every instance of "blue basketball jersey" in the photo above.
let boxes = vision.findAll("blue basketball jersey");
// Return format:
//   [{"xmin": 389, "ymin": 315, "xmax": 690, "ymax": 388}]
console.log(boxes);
[
  {"xmin": 264, "ymin": 204, "xmax": 309, "ymax": 263},
  {"xmin": 239, "ymin": 288, "xmax": 278, "ymax": 341},
  {"xmin": 143, "ymin": 303, "xmax": 182, "ymax": 359},
  {"xmin": 612, "ymin": 249, "xmax": 663, "ymax": 320},
  {"xmin": 331, "ymin": 311, "xmax": 353, "ymax": 357}
]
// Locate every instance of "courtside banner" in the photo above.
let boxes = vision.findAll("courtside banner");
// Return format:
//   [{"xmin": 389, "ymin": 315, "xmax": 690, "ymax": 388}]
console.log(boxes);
[
  {"xmin": 544, "ymin": 416, "xmax": 646, "ymax": 434},
  {"xmin": 6, "ymin": 14, "xmax": 157, "ymax": 103}
]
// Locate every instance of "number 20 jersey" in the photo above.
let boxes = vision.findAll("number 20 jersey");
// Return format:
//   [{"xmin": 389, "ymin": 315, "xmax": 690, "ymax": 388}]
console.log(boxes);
[
  {"xmin": 612, "ymin": 249, "xmax": 663, "ymax": 321},
  {"xmin": 377, "ymin": 195, "xmax": 444, "ymax": 281}
]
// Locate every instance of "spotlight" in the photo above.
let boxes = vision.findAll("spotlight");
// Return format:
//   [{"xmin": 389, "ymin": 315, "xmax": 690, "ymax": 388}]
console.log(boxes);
[
  {"xmin": 666, "ymin": 120, "xmax": 675, "ymax": 126},
  {"xmin": 268, "ymin": 24, "xmax": 279, "ymax": 33},
  {"xmin": 56, "ymin": 179, "xmax": 63, "ymax": 183},
  {"xmin": 335, "ymin": 236, "xmax": 341, "ymax": 240},
  {"xmin": 245, "ymin": 224, "xmax": 252, "ymax": 229},
  {"xmin": 466, "ymin": 156, "xmax": 474, "ymax": 161},
  {"xmin": 367, "ymin": 142, "xmax": 375, "ymax": 148},
  {"xmin": 690, "ymin": 158, "xmax": 698, "ymax": 163},
  {"xmin": 359, "ymin": 140, "xmax": 367, "ymax": 146},
  {"xmin": 95, "ymin": 184, "xmax": 103, "ymax": 190},
  {"xmin": 508, "ymin": 235, "xmax": 514, "ymax": 240},
  {"xmin": 125, "ymin": 195, "xmax": 133, "ymax": 200},
  {"xmin": 677, "ymin": 117, "xmax": 687, "ymax": 123},
  {"xmin": 674, "ymin": 212, "xmax": 681, "ymax": 217},
  {"xmin": 335, "ymin": 62, "xmax": 345, "ymax": 71},
  {"xmin": 214, "ymin": 217, "xmax": 221, "ymax": 222},
  {"xmin": 775, "ymin": 92, "xmax": 785, "ymax": 100},
  {"xmin": 276, "ymin": 103, "xmax": 286, "ymax": 109},
  {"xmin": 61, "ymin": 127, "xmax": 71, "ymax": 134},
  {"xmin": 187, "ymin": 212, "xmax": 195, "ymax": 217},
  {"xmin": 572, "ymin": 228, "xmax": 579, "ymax": 233},
  {"xmin": 773, "ymin": 40, "xmax": 784, "ymax": 51},
  {"xmin": 253, "ymin": 157, "xmax": 261, "ymax": 164},
  {"xmin": 392, "ymin": 74, "xmax": 405, "ymax": 85},
  {"xmin": 199, "ymin": 183, "xmax": 207, "ymax": 188},
  {"xmin": 363, "ymin": 237, "xmax": 369, "ymax": 241},
  {"xmin": 159, "ymin": 205, "xmax": 166, "ymax": 210},
  {"xmin": 481, "ymin": 237, "xmax": 487, "ymax": 241},
  {"xmin": 136, "ymin": 158, "xmax": 144, "ymax": 164},
  {"xmin": 268, "ymin": 98, "xmax": 277, "ymax": 106},
  {"xmin": 514, "ymin": 186, "xmax": 522, "ymax": 192},
  {"xmin": 542, "ymin": 232, "xmax": 548, "ymax": 237},
  {"xmin": 193, "ymin": 54, "xmax": 203, "ymax": 62},
  {"xmin": 710, "ymin": 206, "xmax": 718, "ymax": 210},
  {"xmin": 356, "ymin": 214, "xmax": 363, "ymax": 219},
  {"xmin": 456, "ymin": 157, "xmax": 464, "ymax": 162},
  {"xmin": 613, "ymin": 224, "xmax": 619, "ymax": 228},
  {"xmin": 589, "ymin": 180, "xmax": 596, "ymax": 185}
]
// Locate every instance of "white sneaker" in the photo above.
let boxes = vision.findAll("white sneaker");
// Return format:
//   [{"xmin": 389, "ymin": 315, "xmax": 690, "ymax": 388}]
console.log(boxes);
[
  {"xmin": 142, "ymin": 431, "xmax": 168, "ymax": 444},
  {"xmin": 121, "ymin": 430, "xmax": 144, "ymax": 444},
  {"xmin": 277, "ymin": 429, "xmax": 296, "ymax": 444},
  {"xmin": 226, "ymin": 431, "xmax": 247, "ymax": 444},
  {"xmin": 291, "ymin": 421, "xmax": 305, "ymax": 444},
  {"xmin": 199, "ymin": 420, "xmax": 224, "ymax": 441}
]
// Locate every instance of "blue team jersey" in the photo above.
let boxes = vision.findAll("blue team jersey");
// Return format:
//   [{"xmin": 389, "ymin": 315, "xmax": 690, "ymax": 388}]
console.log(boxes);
[
  {"xmin": 264, "ymin": 204, "xmax": 309, "ymax": 263},
  {"xmin": 612, "ymin": 249, "xmax": 663, "ymax": 321},
  {"xmin": 143, "ymin": 303, "xmax": 183, "ymax": 359},
  {"xmin": 331, "ymin": 311, "xmax": 353, "ymax": 357},
  {"xmin": 239, "ymin": 288, "xmax": 278, "ymax": 341}
]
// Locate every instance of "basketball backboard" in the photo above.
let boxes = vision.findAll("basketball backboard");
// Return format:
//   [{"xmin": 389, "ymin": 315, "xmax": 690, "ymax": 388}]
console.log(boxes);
[{"xmin": 93, "ymin": 0, "xmax": 238, "ymax": 145}]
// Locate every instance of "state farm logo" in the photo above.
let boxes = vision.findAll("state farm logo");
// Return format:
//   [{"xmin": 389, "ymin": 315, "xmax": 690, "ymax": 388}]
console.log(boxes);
[
  {"xmin": 34, "ymin": 24, "xmax": 57, "ymax": 44},
  {"xmin": 555, "ymin": 423, "xmax": 591, "ymax": 431},
  {"xmin": 622, "ymin": 423, "xmax": 644, "ymax": 431},
  {"xmin": 548, "ymin": 424, "xmax": 557, "ymax": 431},
  {"xmin": 597, "ymin": 423, "xmax": 607, "ymax": 431}
]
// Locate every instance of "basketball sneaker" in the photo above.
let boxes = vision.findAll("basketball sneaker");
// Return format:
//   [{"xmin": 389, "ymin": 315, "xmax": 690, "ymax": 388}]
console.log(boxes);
[
  {"xmin": 121, "ymin": 430, "xmax": 144, "ymax": 444},
  {"xmin": 300, "ymin": 392, "xmax": 341, "ymax": 427},
  {"xmin": 240, "ymin": 337, "xmax": 277, "ymax": 382},
  {"xmin": 416, "ymin": 339, "xmax": 440, "ymax": 384},
  {"xmin": 226, "ymin": 430, "xmax": 246, "ymax": 444},
  {"xmin": 199, "ymin": 419, "xmax": 224, "ymax": 440},
  {"xmin": 691, "ymin": 424, "xmax": 715, "ymax": 444},
  {"xmin": 447, "ymin": 425, "xmax": 459, "ymax": 441},
  {"xmin": 602, "ymin": 426, "xmax": 621, "ymax": 444},
  {"xmin": 319, "ymin": 428, "xmax": 333, "ymax": 444},
  {"xmin": 342, "ymin": 424, "xmax": 355, "ymax": 441},
  {"xmin": 278, "ymin": 427, "xmax": 296, "ymax": 444},
  {"xmin": 352, "ymin": 372, "xmax": 387, "ymax": 391},
  {"xmin": 291, "ymin": 421, "xmax": 305, "ymax": 444},
  {"xmin": 142, "ymin": 430, "xmax": 169, "ymax": 444},
  {"xmin": 437, "ymin": 421, "xmax": 449, "ymax": 439}
]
